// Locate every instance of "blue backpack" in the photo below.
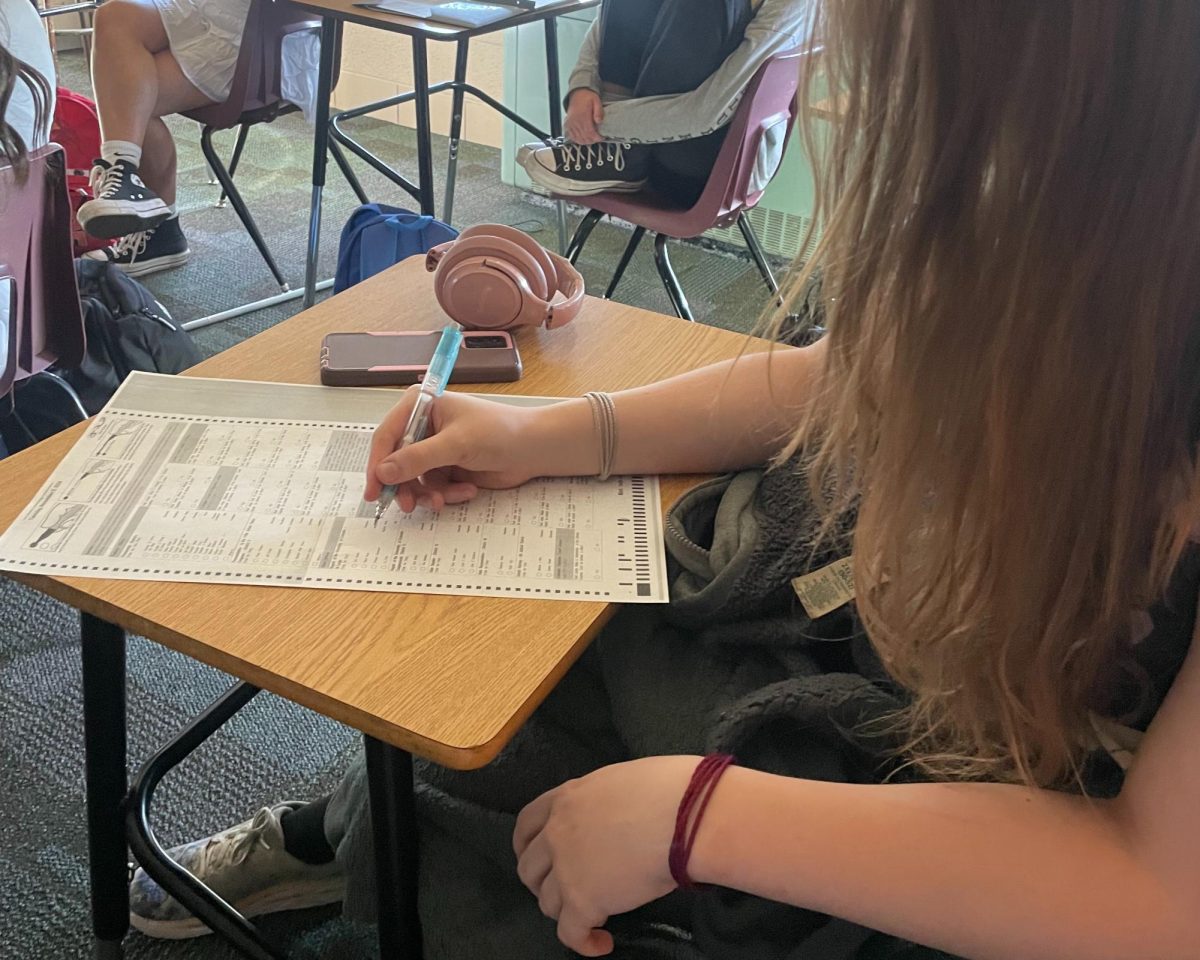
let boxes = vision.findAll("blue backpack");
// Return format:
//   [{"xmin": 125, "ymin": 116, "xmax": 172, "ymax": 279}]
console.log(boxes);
[{"xmin": 334, "ymin": 204, "xmax": 458, "ymax": 293}]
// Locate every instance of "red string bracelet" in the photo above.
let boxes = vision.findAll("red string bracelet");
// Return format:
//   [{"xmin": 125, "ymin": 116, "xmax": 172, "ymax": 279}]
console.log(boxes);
[{"xmin": 668, "ymin": 753, "xmax": 736, "ymax": 890}]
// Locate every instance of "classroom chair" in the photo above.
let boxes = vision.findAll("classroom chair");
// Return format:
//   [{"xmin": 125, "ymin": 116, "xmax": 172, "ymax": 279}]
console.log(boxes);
[
  {"xmin": 562, "ymin": 50, "xmax": 803, "ymax": 322},
  {"xmin": 183, "ymin": 0, "xmax": 365, "ymax": 291},
  {"xmin": 0, "ymin": 144, "xmax": 88, "ymax": 428}
]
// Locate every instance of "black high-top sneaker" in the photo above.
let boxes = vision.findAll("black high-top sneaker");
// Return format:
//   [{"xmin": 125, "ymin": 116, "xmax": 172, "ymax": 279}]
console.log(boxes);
[
  {"xmin": 518, "ymin": 138, "xmax": 649, "ymax": 195},
  {"xmin": 77, "ymin": 159, "xmax": 172, "ymax": 239},
  {"xmin": 83, "ymin": 216, "xmax": 190, "ymax": 278}
]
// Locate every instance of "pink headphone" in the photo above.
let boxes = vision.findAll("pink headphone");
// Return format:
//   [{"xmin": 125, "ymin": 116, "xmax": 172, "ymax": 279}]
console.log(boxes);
[{"xmin": 425, "ymin": 224, "xmax": 585, "ymax": 331}]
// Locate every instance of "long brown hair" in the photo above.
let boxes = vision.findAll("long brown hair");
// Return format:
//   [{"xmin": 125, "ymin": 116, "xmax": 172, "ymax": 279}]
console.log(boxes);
[
  {"xmin": 780, "ymin": 0, "xmax": 1200, "ymax": 786},
  {"xmin": 1, "ymin": 23, "xmax": 52, "ymax": 182}
]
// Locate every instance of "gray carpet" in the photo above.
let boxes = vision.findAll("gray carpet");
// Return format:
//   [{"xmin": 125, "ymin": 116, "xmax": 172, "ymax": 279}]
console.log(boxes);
[{"xmin": 0, "ymin": 51, "xmax": 788, "ymax": 959}]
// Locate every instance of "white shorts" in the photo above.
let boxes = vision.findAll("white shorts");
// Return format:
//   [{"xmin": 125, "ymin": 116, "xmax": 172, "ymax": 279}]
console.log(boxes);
[{"xmin": 154, "ymin": 0, "xmax": 253, "ymax": 103}]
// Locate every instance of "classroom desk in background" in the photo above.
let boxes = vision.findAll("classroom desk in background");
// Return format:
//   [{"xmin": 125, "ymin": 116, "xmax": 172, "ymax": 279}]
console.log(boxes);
[
  {"xmin": 0, "ymin": 256, "xmax": 764, "ymax": 960},
  {"xmin": 294, "ymin": 0, "xmax": 600, "ymax": 308}
]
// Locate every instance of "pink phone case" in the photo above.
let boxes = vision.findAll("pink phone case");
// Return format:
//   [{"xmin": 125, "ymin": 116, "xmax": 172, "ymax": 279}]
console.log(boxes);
[{"xmin": 319, "ymin": 330, "xmax": 522, "ymax": 386}]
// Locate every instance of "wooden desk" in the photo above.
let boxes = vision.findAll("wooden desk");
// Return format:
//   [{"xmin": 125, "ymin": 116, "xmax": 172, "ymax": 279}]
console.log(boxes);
[
  {"xmin": 294, "ymin": 0, "xmax": 599, "ymax": 307},
  {"xmin": 0, "ymin": 257, "xmax": 756, "ymax": 959}
]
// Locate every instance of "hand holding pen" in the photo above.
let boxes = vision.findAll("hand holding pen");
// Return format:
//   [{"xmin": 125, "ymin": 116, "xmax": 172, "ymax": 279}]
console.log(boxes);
[{"xmin": 373, "ymin": 322, "xmax": 463, "ymax": 525}]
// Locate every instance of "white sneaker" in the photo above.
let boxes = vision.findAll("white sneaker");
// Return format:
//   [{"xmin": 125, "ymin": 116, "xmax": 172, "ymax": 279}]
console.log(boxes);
[
  {"xmin": 519, "ymin": 138, "xmax": 649, "ymax": 196},
  {"xmin": 128, "ymin": 801, "xmax": 345, "ymax": 940}
]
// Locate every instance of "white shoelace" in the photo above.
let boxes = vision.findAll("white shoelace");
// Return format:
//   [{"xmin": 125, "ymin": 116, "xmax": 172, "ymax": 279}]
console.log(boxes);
[
  {"xmin": 90, "ymin": 162, "xmax": 126, "ymax": 200},
  {"xmin": 199, "ymin": 807, "xmax": 275, "ymax": 875},
  {"xmin": 110, "ymin": 229, "xmax": 150, "ymax": 263},
  {"xmin": 556, "ymin": 140, "xmax": 630, "ymax": 174}
]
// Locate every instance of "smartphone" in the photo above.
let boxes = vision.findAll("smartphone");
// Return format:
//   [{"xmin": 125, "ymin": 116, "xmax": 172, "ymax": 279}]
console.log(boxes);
[{"xmin": 319, "ymin": 330, "xmax": 522, "ymax": 386}]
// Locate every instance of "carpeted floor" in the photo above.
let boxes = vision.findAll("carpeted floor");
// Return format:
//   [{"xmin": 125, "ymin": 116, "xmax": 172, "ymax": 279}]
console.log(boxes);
[{"xmin": 0, "ymin": 51, "xmax": 790, "ymax": 960}]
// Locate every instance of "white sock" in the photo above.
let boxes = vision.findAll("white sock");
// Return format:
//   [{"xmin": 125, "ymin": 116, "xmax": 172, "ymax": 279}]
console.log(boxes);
[
  {"xmin": 165, "ymin": 203, "xmax": 178, "ymax": 218},
  {"xmin": 100, "ymin": 140, "xmax": 142, "ymax": 167}
]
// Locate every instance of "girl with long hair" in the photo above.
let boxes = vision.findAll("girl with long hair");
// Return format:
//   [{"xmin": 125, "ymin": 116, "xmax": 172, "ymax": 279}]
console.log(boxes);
[{"xmin": 128, "ymin": 3, "xmax": 1200, "ymax": 958}]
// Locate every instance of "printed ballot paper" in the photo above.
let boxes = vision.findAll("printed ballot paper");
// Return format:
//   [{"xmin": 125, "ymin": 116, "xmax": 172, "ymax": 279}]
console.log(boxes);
[{"xmin": 0, "ymin": 373, "xmax": 668, "ymax": 602}]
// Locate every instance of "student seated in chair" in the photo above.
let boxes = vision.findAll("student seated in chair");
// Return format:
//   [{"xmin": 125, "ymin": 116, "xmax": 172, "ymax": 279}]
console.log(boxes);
[
  {"xmin": 518, "ymin": 0, "xmax": 809, "ymax": 205},
  {"xmin": 74, "ymin": 0, "xmax": 255, "ymax": 276},
  {"xmin": 125, "ymin": 3, "xmax": 1200, "ymax": 959}
]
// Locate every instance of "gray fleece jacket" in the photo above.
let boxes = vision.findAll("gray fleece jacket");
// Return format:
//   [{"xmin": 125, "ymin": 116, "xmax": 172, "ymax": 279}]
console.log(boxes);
[{"xmin": 566, "ymin": 0, "xmax": 812, "ymax": 145}]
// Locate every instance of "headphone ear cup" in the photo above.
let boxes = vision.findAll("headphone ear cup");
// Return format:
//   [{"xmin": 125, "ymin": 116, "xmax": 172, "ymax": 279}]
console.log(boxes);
[
  {"xmin": 435, "ymin": 254, "xmax": 530, "ymax": 330},
  {"xmin": 458, "ymin": 223, "xmax": 558, "ymax": 290},
  {"xmin": 439, "ymin": 233, "xmax": 550, "ymax": 301}
]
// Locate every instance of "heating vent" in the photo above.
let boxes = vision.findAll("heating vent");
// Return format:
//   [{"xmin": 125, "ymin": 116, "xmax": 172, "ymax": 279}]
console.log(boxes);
[{"xmin": 705, "ymin": 208, "xmax": 820, "ymax": 262}]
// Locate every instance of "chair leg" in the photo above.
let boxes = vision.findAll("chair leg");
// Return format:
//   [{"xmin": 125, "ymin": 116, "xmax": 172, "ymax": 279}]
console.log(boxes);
[
  {"xmin": 565, "ymin": 209, "xmax": 603, "ymax": 265},
  {"xmin": 41, "ymin": 371, "xmax": 90, "ymax": 421},
  {"xmin": 735, "ymin": 211, "xmax": 783, "ymax": 304},
  {"xmin": 200, "ymin": 126, "xmax": 289, "ymax": 291},
  {"xmin": 329, "ymin": 139, "xmax": 369, "ymax": 206},
  {"xmin": 652, "ymin": 233, "xmax": 694, "ymax": 322},
  {"xmin": 216, "ymin": 123, "xmax": 251, "ymax": 208},
  {"xmin": 604, "ymin": 226, "xmax": 645, "ymax": 300},
  {"xmin": 443, "ymin": 39, "xmax": 470, "ymax": 226},
  {"xmin": 78, "ymin": 8, "xmax": 94, "ymax": 76}
]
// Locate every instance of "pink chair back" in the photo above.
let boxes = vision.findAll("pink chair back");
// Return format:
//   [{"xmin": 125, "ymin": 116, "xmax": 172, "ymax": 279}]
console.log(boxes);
[
  {"xmin": 576, "ymin": 49, "xmax": 805, "ymax": 239},
  {"xmin": 183, "ymin": 0, "xmax": 333, "ymax": 130},
  {"xmin": 0, "ymin": 144, "xmax": 86, "ymax": 399}
]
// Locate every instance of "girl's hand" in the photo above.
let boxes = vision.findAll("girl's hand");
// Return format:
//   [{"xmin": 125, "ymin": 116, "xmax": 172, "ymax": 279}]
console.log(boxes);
[
  {"xmin": 566, "ymin": 89, "xmax": 605, "ymax": 145},
  {"xmin": 513, "ymin": 757, "xmax": 699, "ymax": 957},
  {"xmin": 365, "ymin": 389, "xmax": 541, "ymax": 512}
]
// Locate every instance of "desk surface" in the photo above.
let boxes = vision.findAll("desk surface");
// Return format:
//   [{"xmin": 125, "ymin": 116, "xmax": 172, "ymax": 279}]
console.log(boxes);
[
  {"xmin": 292, "ymin": 0, "xmax": 597, "ymax": 40},
  {"xmin": 0, "ymin": 258, "xmax": 759, "ymax": 769}
]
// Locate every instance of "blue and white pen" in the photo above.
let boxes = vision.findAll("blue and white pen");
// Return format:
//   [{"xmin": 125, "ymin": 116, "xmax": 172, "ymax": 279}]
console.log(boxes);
[{"xmin": 373, "ymin": 321, "xmax": 464, "ymax": 526}]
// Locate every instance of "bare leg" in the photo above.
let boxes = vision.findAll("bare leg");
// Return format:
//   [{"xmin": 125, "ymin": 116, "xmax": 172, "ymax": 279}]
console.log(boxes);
[
  {"xmin": 90, "ymin": 0, "xmax": 212, "ymax": 199},
  {"xmin": 92, "ymin": 0, "xmax": 169, "ymax": 143},
  {"xmin": 141, "ymin": 117, "xmax": 177, "ymax": 205}
]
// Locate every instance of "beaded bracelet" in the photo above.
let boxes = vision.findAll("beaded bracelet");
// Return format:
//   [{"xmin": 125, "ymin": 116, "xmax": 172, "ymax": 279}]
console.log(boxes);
[{"xmin": 668, "ymin": 753, "xmax": 736, "ymax": 890}]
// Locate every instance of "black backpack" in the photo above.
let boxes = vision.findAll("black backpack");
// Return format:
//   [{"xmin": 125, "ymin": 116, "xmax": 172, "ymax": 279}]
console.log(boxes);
[
  {"xmin": 63, "ymin": 259, "xmax": 202, "ymax": 413},
  {"xmin": 0, "ymin": 261, "xmax": 201, "ymax": 455}
]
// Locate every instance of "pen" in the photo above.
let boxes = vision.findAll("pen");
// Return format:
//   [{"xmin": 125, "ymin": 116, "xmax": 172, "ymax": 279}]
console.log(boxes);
[{"xmin": 373, "ymin": 322, "xmax": 464, "ymax": 526}]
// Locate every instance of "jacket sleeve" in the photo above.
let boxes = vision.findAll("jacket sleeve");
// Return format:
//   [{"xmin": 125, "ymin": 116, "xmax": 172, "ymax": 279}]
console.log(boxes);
[
  {"xmin": 564, "ymin": 18, "xmax": 603, "ymax": 108},
  {"xmin": 595, "ymin": 0, "xmax": 810, "ymax": 146}
]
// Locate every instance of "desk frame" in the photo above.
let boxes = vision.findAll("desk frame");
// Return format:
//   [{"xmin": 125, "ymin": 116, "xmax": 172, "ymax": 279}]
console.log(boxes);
[
  {"xmin": 0, "ymin": 257, "xmax": 747, "ymax": 960},
  {"xmin": 81, "ymin": 614, "xmax": 423, "ymax": 960},
  {"xmin": 301, "ymin": 2, "xmax": 598, "ymax": 308}
]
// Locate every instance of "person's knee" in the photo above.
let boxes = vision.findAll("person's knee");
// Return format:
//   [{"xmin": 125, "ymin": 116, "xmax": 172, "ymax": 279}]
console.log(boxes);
[
  {"xmin": 92, "ymin": 0, "xmax": 131, "ymax": 40},
  {"xmin": 93, "ymin": 0, "xmax": 166, "ymax": 52}
]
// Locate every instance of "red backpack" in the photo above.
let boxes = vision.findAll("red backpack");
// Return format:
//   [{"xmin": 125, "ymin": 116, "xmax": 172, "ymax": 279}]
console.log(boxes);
[{"xmin": 50, "ymin": 87, "xmax": 111, "ymax": 256}]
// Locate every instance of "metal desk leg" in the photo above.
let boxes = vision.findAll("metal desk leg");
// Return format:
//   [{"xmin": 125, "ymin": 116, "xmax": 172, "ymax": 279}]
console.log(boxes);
[
  {"xmin": 365, "ymin": 736, "xmax": 422, "ymax": 960},
  {"xmin": 304, "ymin": 16, "xmax": 338, "ymax": 309},
  {"xmin": 544, "ymin": 16, "xmax": 568, "ymax": 253},
  {"xmin": 411, "ymin": 35, "xmax": 437, "ymax": 218},
  {"xmin": 81, "ymin": 613, "xmax": 128, "ymax": 959},
  {"xmin": 443, "ymin": 39, "xmax": 470, "ymax": 226}
]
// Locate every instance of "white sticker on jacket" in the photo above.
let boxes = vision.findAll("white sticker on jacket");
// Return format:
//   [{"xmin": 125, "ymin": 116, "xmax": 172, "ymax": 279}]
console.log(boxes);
[{"xmin": 791, "ymin": 556, "xmax": 855, "ymax": 619}]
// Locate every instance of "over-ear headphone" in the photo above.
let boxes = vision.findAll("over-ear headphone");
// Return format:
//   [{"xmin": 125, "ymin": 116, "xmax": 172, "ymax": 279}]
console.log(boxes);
[{"xmin": 425, "ymin": 224, "xmax": 585, "ymax": 331}]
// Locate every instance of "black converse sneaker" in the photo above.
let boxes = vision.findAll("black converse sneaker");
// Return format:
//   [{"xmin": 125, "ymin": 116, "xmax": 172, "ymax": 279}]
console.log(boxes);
[
  {"xmin": 518, "ymin": 138, "xmax": 649, "ymax": 196},
  {"xmin": 82, "ymin": 216, "xmax": 190, "ymax": 278},
  {"xmin": 77, "ymin": 158, "xmax": 172, "ymax": 239}
]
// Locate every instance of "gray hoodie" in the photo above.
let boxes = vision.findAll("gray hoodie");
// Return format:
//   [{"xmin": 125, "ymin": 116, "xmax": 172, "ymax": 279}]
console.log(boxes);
[{"xmin": 566, "ymin": 0, "xmax": 812, "ymax": 146}]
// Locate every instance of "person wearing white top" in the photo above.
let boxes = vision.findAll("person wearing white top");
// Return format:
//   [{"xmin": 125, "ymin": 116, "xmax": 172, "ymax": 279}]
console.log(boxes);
[
  {"xmin": 0, "ymin": 0, "xmax": 55, "ymax": 154},
  {"xmin": 74, "ymin": 0, "xmax": 254, "ymax": 277}
]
